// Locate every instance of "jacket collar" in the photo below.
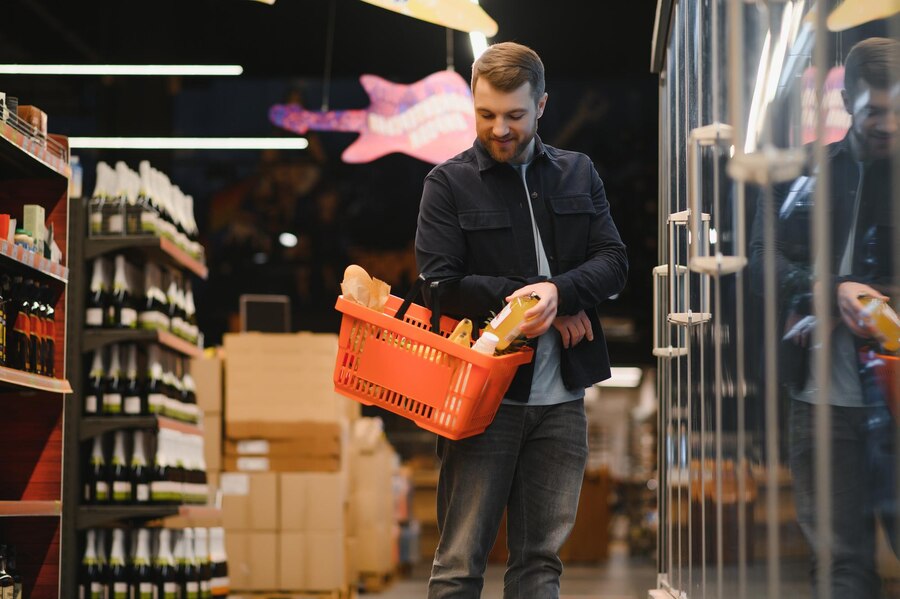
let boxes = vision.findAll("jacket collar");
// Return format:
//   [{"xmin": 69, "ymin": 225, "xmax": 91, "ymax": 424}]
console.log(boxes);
[{"xmin": 473, "ymin": 135, "xmax": 554, "ymax": 172}]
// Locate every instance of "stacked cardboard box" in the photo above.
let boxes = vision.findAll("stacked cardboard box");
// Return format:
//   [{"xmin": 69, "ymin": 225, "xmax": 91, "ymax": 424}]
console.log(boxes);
[
  {"xmin": 191, "ymin": 353, "xmax": 224, "ymax": 500},
  {"xmin": 219, "ymin": 332, "xmax": 371, "ymax": 592}
]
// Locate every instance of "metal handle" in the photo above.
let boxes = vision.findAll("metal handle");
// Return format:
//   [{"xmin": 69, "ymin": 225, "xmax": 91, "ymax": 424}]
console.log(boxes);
[
  {"xmin": 653, "ymin": 265, "xmax": 688, "ymax": 358},
  {"xmin": 668, "ymin": 211, "xmax": 711, "ymax": 326}
]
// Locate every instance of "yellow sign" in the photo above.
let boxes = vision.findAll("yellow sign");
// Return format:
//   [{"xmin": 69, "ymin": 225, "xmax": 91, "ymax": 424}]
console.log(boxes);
[
  {"xmin": 828, "ymin": 0, "xmax": 900, "ymax": 31},
  {"xmin": 360, "ymin": 0, "xmax": 498, "ymax": 36}
]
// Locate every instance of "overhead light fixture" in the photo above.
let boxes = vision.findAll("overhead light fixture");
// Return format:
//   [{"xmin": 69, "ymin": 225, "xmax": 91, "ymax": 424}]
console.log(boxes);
[
  {"xmin": 0, "ymin": 64, "xmax": 244, "ymax": 76},
  {"xmin": 278, "ymin": 232, "xmax": 299, "ymax": 248},
  {"xmin": 69, "ymin": 137, "xmax": 309, "ymax": 150},
  {"xmin": 469, "ymin": 0, "xmax": 490, "ymax": 60}
]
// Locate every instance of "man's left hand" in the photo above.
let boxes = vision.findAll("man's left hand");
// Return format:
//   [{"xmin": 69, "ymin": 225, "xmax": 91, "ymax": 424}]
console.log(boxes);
[{"xmin": 506, "ymin": 281, "xmax": 559, "ymax": 338}]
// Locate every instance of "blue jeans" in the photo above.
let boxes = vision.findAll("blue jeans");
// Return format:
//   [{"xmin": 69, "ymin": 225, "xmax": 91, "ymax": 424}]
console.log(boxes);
[
  {"xmin": 428, "ymin": 398, "xmax": 588, "ymax": 599},
  {"xmin": 790, "ymin": 400, "xmax": 899, "ymax": 599}
]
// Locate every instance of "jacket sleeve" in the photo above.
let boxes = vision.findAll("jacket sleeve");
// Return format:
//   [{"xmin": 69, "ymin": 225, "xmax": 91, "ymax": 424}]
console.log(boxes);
[
  {"xmin": 415, "ymin": 170, "xmax": 527, "ymax": 320},
  {"xmin": 548, "ymin": 164, "xmax": 628, "ymax": 316}
]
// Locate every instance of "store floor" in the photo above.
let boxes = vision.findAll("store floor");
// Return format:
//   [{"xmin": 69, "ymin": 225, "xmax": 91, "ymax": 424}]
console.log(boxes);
[{"xmin": 365, "ymin": 551, "xmax": 659, "ymax": 598}]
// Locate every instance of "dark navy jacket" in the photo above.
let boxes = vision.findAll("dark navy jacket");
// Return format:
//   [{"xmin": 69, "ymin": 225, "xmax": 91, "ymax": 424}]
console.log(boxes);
[{"xmin": 415, "ymin": 136, "xmax": 628, "ymax": 402}]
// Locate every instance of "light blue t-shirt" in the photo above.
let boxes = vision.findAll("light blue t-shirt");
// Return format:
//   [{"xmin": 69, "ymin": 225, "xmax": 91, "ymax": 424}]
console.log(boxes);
[{"xmin": 501, "ymin": 160, "xmax": 583, "ymax": 406}]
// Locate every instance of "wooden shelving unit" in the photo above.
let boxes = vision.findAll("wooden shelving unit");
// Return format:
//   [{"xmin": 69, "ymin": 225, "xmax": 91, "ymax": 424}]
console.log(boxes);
[
  {"xmin": 0, "ymin": 115, "xmax": 71, "ymax": 599},
  {"xmin": 82, "ymin": 327, "xmax": 204, "ymax": 357},
  {"xmin": 78, "ymin": 415, "xmax": 202, "ymax": 442}
]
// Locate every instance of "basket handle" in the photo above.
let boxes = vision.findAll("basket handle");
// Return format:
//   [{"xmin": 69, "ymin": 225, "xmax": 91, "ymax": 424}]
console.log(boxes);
[{"xmin": 395, "ymin": 273, "xmax": 462, "ymax": 332}]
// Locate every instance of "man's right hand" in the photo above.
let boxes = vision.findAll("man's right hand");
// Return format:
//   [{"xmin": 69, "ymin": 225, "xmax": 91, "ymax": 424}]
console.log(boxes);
[{"xmin": 837, "ymin": 281, "xmax": 888, "ymax": 338}]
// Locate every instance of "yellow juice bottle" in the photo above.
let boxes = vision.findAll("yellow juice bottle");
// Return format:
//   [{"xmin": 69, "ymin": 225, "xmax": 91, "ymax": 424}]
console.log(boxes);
[
  {"xmin": 484, "ymin": 293, "xmax": 540, "ymax": 351},
  {"xmin": 860, "ymin": 295, "xmax": 900, "ymax": 352}
]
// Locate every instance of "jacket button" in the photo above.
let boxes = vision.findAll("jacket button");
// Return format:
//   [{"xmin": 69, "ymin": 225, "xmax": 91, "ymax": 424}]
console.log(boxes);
[{"xmin": 531, "ymin": 191, "xmax": 538, "ymax": 199}]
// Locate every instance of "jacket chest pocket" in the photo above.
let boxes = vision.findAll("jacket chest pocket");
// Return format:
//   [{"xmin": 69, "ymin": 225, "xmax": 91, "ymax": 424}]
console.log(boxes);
[
  {"xmin": 458, "ymin": 209, "xmax": 516, "ymax": 275},
  {"xmin": 549, "ymin": 194, "xmax": 595, "ymax": 266}
]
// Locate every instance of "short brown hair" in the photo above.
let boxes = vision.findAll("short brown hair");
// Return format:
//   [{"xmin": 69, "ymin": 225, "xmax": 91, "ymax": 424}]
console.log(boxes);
[
  {"xmin": 471, "ymin": 42, "xmax": 545, "ymax": 103},
  {"xmin": 844, "ymin": 37, "xmax": 900, "ymax": 101}
]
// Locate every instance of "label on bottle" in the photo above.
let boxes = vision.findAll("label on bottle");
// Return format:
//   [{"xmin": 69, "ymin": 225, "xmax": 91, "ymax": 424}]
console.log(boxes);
[
  {"xmin": 113, "ymin": 480, "xmax": 132, "ymax": 501},
  {"xmin": 121, "ymin": 307, "xmax": 138, "ymax": 328},
  {"xmin": 209, "ymin": 577, "xmax": 229, "ymax": 596},
  {"xmin": 489, "ymin": 303, "xmax": 514, "ymax": 330},
  {"xmin": 113, "ymin": 582, "xmax": 128, "ymax": 599},
  {"xmin": 103, "ymin": 393, "xmax": 123, "ymax": 414},
  {"xmin": 108, "ymin": 214, "xmax": 125, "ymax": 234},
  {"xmin": 95, "ymin": 481, "xmax": 110, "ymax": 501},
  {"xmin": 90, "ymin": 212, "xmax": 103, "ymax": 235},
  {"xmin": 90, "ymin": 581, "xmax": 104, "ymax": 599},
  {"xmin": 186, "ymin": 581, "xmax": 199, "ymax": 598},
  {"xmin": 124, "ymin": 395, "xmax": 142, "ymax": 415},
  {"xmin": 200, "ymin": 580, "xmax": 210, "ymax": 596},
  {"xmin": 137, "ymin": 582, "xmax": 153, "ymax": 599},
  {"xmin": 136, "ymin": 483, "xmax": 150, "ymax": 502},
  {"xmin": 163, "ymin": 582, "xmax": 178, "ymax": 599},
  {"xmin": 85, "ymin": 394, "xmax": 98, "ymax": 414},
  {"xmin": 2, "ymin": 585, "xmax": 13, "ymax": 599},
  {"xmin": 85, "ymin": 307, "xmax": 104, "ymax": 326},
  {"xmin": 148, "ymin": 393, "xmax": 166, "ymax": 414}
]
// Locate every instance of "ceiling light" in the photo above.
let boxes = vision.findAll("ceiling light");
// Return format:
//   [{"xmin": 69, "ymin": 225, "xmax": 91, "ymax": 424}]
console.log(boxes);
[
  {"xmin": 470, "ymin": 32, "xmax": 488, "ymax": 60},
  {"xmin": 278, "ymin": 233, "xmax": 299, "ymax": 248},
  {"xmin": 69, "ymin": 137, "xmax": 309, "ymax": 150},
  {"xmin": 0, "ymin": 64, "xmax": 243, "ymax": 76}
]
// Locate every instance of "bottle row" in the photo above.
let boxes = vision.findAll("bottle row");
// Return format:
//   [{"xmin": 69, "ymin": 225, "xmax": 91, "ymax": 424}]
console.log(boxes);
[
  {"xmin": 0, "ymin": 544, "xmax": 22, "ymax": 599},
  {"xmin": 88, "ymin": 160, "xmax": 203, "ymax": 262},
  {"xmin": 0, "ymin": 274, "xmax": 57, "ymax": 376},
  {"xmin": 80, "ymin": 527, "xmax": 228, "ymax": 599},
  {"xmin": 84, "ymin": 428, "xmax": 208, "ymax": 506},
  {"xmin": 87, "ymin": 256, "xmax": 200, "ymax": 346},
  {"xmin": 85, "ymin": 344, "xmax": 199, "ymax": 424}
]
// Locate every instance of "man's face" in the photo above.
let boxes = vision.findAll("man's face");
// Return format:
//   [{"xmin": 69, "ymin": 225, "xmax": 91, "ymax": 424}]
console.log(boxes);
[
  {"xmin": 844, "ymin": 79, "xmax": 900, "ymax": 160},
  {"xmin": 473, "ymin": 79, "xmax": 547, "ymax": 163}
]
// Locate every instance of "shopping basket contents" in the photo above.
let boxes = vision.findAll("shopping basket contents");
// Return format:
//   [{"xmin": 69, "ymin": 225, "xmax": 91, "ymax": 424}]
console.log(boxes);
[
  {"xmin": 333, "ymin": 275, "xmax": 533, "ymax": 440},
  {"xmin": 340, "ymin": 264, "xmax": 391, "ymax": 312}
]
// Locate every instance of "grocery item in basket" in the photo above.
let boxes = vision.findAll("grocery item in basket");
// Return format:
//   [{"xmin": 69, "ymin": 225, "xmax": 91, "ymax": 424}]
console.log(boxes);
[
  {"xmin": 448, "ymin": 318, "xmax": 473, "ymax": 347},
  {"xmin": 340, "ymin": 264, "xmax": 390, "ymax": 312},
  {"xmin": 860, "ymin": 295, "xmax": 900, "ymax": 352}
]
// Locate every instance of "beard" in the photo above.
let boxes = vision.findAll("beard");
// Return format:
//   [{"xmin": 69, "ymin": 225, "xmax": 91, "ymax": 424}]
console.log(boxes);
[{"xmin": 479, "ymin": 116, "xmax": 538, "ymax": 163}]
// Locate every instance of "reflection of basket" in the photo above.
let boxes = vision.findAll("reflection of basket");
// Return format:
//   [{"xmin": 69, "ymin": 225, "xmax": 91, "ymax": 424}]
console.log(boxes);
[{"xmin": 333, "ymin": 294, "xmax": 533, "ymax": 440}]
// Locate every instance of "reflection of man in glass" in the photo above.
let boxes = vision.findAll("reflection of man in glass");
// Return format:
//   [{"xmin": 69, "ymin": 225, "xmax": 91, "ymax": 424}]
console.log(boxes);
[{"xmin": 750, "ymin": 37, "xmax": 899, "ymax": 598}]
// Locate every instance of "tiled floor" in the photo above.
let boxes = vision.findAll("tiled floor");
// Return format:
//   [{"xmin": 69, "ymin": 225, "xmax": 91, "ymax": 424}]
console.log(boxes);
[{"xmin": 365, "ymin": 553, "xmax": 659, "ymax": 598}]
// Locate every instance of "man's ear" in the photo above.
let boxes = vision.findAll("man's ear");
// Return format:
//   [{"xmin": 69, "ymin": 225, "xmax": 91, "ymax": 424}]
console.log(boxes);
[
  {"xmin": 537, "ymin": 92, "xmax": 549, "ymax": 119},
  {"xmin": 841, "ymin": 88, "xmax": 852, "ymax": 115}
]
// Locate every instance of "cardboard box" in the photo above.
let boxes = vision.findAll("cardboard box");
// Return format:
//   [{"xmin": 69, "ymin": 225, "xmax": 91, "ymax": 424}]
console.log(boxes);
[
  {"xmin": 192, "ymin": 354, "xmax": 224, "ymax": 413},
  {"xmin": 279, "ymin": 531, "xmax": 347, "ymax": 591},
  {"xmin": 225, "ymin": 421, "xmax": 344, "ymax": 451},
  {"xmin": 224, "ymin": 455, "xmax": 340, "ymax": 473},
  {"xmin": 226, "ymin": 531, "xmax": 278, "ymax": 591},
  {"xmin": 220, "ymin": 472, "xmax": 278, "ymax": 531},
  {"xmin": 224, "ymin": 333, "xmax": 348, "ymax": 424},
  {"xmin": 356, "ymin": 523, "xmax": 393, "ymax": 574},
  {"xmin": 280, "ymin": 472, "xmax": 345, "ymax": 532},
  {"xmin": 204, "ymin": 412, "xmax": 222, "ymax": 472}
]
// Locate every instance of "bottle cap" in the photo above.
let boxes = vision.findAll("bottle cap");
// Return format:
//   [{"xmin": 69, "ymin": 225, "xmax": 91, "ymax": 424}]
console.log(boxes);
[{"xmin": 472, "ymin": 332, "xmax": 499, "ymax": 356}]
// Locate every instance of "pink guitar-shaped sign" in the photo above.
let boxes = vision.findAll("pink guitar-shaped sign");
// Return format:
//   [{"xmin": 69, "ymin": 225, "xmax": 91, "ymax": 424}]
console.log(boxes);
[{"xmin": 269, "ymin": 70, "xmax": 476, "ymax": 164}]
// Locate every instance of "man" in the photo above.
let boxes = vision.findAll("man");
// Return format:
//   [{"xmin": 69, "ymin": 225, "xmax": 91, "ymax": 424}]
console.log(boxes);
[
  {"xmin": 415, "ymin": 42, "xmax": 628, "ymax": 598},
  {"xmin": 749, "ymin": 37, "xmax": 899, "ymax": 598}
]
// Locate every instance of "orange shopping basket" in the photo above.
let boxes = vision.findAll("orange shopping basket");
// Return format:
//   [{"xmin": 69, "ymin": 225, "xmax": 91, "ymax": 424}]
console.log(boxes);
[{"xmin": 333, "ymin": 279, "xmax": 533, "ymax": 440}]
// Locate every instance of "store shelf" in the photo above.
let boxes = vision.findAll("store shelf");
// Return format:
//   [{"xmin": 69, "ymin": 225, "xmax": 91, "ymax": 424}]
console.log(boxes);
[
  {"xmin": 85, "ymin": 235, "xmax": 208, "ymax": 279},
  {"xmin": 82, "ymin": 328, "xmax": 203, "ymax": 357},
  {"xmin": 0, "ymin": 365, "xmax": 72, "ymax": 393},
  {"xmin": 76, "ymin": 504, "xmax": 217, "ymax": 530},
  {"xmin": 0, "ymin": 239, "xmax": 68, "ymax": 283},
  {"xmin": 0, "ymin": 500, "xmax": 61, "ymax": 517},
  {"xmin": 0, "ymin": 119, "xmax": 70, "ymax": 180},
  {"xmin": 79, "ymin": 414, "xmax": 202, "ymax": 441}
]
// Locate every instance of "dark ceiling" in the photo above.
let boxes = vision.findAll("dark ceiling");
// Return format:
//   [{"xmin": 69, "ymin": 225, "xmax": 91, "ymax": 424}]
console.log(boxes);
[{"xmin": 4, "ymin": 0, "xmax": 658, "ymax": 81}]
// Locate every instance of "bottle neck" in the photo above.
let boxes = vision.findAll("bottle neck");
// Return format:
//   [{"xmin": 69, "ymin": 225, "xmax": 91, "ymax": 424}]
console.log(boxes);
[
  {"xmin": 108, "ymin": 530, "xmax": 126, "ymax": 567},
  {"xmin": 131, "ymin": 431, "xmax": 148, "ymax": 466},
  {"xmin": 111, "ymin": 432, "xmax": 127, "ymax": 466},
  {"xmin": 90, "ymin": 436, "xmax": 105, "ymax": 465},
  {"xmin": 133, "ymin": 530, "xmax": 152, "ymax": 566}
]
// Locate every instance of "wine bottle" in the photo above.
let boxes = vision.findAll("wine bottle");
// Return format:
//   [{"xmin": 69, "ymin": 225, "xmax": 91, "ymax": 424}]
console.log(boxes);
[
  {"xmin": 26, "ymin": 279, "xmax": 44, "ymax": 375},
  {"xmin": 193, "ymin": 528, "xmax": 212, "ymax": 599},
  {"xmin": 5, "ymin": 548, "xmax": 20, "ymax": 599},
  {"xmin": 184, "ymin": 280, "xmax": 199, "ymax": 344},
  {"xmin": 208, "ymin": 528, "xmax": 229, "ymax": 599},
  {"xmin": 153, "ymin": 529, "xmax": 178, "ymax": 599},
  {"xmin": 145, "ymin": 345, "xmax": 166, "ymax": 416},
  {"xmin": 139, "ymin": 263, "xmax": 169, "ymax": 331},
  {"xmin": 86, "ymin": 258, "xmax": 108, "ymax": 328},
  {"xmin": 79, "ymin": 530, "xmax": 105, "ymax": 599},
  {"xmin": 40, "ymin": 283, "xmax": 56, "ymax": 377},
  {"xmin": 123, "ymin": 345, "xmax": 145, "ymax": 416},
  {"xmin": 0, "ymin": 545, "xmax": 14, "ymax": 599},
  {"xmin": 9, "ymin": 277, "xmax": 31, "ymax": 372},
  {"xmin": 88, "ymin": 162, "xmax": 112, "ymax": 237},
  {"xmin": 483, "ymin": 293, "xmax": 541, "ymax": 351},
  {"xmin": 84, "ymin": 350, "xmax": 104, "ymax": 417},
  {"xmin": 109, "ymin": 431, "xmax": 132, "ymax": 504},
  {"xmin": 176, "ymin": 529, "xmax": 200, "ymax": 599},
  {"xmin": 131, "ymin": 430, "xmax": 151, "ymax": 504},
  {"xmin": 95, "ymin": 530, "xmax": 110, "ymax": 597},
  {"xmin": 85, "ymin": 435, "xmax": 110, "ymax": 504},
  {"xmin": 103, "ymin": 345, "xmax": 125, "ymax": 415},
  {"xmin": 0, "ymin": 275, "xmax": 9, "ymax": 366},
  {"xmin": 104, "ymin": 163, "xmax": 126, "ymax": 235},
  {"xmin": 106, "ymin": 529, "xmax": 129, "ymax": 599},
  {"xmin": 109, "ymin": 255, "xmax": 137, "ymax": 329},
  {"xmin": 150, "ymin": 430, "xmax": 173, "ymax": 504},
  {"xmin": 130, "ymin": 529, "xmax": 154, "ymax": 599},
  {"xmin": 137, "ymin": 161, "xmax": 159, "ymax": 236}
]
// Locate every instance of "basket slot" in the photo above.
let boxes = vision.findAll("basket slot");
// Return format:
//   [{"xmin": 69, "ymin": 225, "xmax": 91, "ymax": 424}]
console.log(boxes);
[{"xmin": 355, "ymin": 335, "xmax": 454, "ymax": 411}]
